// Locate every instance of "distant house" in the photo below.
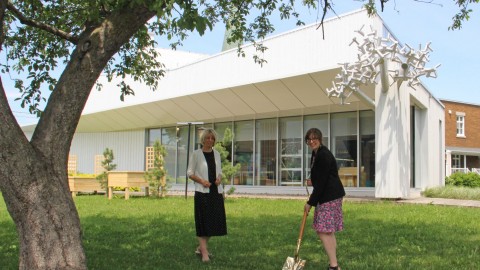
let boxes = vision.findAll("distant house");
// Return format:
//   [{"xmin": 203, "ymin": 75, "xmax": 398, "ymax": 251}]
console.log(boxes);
[
  {"xmin": 22, "ymin": 9, "xmax": 445, "ymax": 199},
  {"xmin": 441, "ymin": 99, "xmax": 480, "ymax": 176}
]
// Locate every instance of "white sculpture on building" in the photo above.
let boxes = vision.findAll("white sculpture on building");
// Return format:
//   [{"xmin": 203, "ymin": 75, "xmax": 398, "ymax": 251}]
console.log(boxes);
[{"xmin": 327, "ymin": 25, "xmax": 440, "ymax": 105}]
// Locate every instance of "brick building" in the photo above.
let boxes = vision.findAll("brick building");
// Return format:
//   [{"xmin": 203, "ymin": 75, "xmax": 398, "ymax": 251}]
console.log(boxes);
[{"xmin": 441, "ymin": 99, "xmax": 480, "ymax": 176}]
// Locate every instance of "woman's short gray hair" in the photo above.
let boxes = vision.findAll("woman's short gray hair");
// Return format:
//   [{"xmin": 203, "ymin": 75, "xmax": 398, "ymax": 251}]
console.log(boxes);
[{"xmin": 199, "ymin": 128, "xmax": 218, "ymax": 145}]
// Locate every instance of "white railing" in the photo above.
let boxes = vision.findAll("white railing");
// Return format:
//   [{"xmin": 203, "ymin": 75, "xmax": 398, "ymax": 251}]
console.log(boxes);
[
  {"xmin": 451, "ymin": 168, "xmax": 471, "ymax": 174},
  {"xmin": 472, "ymin": 168, "xmax": 480, "ymax": 174}
]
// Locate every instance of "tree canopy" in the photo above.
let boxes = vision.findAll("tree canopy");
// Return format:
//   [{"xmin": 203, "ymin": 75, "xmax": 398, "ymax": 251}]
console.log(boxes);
[{"xmin": 3, "ymin": 0, "xmax": 478, "ymax": 117}]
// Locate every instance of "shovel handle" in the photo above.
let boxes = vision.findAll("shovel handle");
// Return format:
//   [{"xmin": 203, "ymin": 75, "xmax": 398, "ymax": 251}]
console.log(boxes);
[
  {"xmin": 294, "ymin": 210, "xmax": 309, "ymax": 257},
  {"xmin": 298, "ymin": 210, "xmax": 308, "ymax": 240}
]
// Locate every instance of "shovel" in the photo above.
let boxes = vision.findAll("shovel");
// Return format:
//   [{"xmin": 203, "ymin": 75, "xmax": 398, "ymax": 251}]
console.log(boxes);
[{"xmin": 282, "ymin": 210, "xmax": 308, "ymax": 270}]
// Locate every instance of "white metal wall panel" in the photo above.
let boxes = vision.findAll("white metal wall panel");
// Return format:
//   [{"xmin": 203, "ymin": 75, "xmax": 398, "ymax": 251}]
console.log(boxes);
[{"xmin": 69, "ymin": 130, "xmax": 146, "ymax": 174}]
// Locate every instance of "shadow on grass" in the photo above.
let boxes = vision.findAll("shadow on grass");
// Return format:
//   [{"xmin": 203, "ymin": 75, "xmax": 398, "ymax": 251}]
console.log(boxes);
[{"xmin": 1, "ymin": 197, "xmax": 479, "ymax": 270}]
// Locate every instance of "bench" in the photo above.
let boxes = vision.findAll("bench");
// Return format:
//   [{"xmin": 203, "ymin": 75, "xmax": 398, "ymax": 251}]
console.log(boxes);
[
  {"xmin": 68, "ymin": 176, "xmax": 102, "ymax": 196},
  {"xmin": 107, "ymin": 171, "xmax": 149, "ymax": 200}
]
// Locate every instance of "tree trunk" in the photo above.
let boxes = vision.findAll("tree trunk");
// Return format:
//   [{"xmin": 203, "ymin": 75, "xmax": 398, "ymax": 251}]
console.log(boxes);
[
  {"xmin": 2, "ymin": 164, "xmax": 86, "ymax": 269},
  {"xmin": 0, "ymin": 4, "xmax": 156, "ymax": 269}
]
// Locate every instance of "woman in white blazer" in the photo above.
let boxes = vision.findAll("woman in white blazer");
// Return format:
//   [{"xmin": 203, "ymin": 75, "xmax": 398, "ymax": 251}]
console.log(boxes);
[{"xmin": 187, "ymin": 128, "xmax": 227, "ymax": 263}]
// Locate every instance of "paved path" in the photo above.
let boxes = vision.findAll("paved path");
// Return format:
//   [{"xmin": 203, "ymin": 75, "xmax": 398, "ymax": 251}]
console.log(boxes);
[
  {"xmin": 395, "ymin": 197, "xmax": 480, "ymax": 208},
  {"xmin": 170, "ymin": 192, "xmax": 480, "ymax": 208},
  {"xmin": 229, "ymin": 194, "xmax": 480, "ymax": 208}
]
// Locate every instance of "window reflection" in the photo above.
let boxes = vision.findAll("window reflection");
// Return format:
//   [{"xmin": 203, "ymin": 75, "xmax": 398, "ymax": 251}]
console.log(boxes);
[
  {"xmin": 360, "ymin": 111, "xmax": 375, "ymax": 187},
  {"xmin": 161, "ymin": 127, "xmax": 178, "ymax": 184},
  {"xmin": 256, "ymin": 119, "xmax": 277, "ymax": 186},
  {"xmin": 233, "ymin": 121, "xmax": 254, "ymax": 185},
  {"xmin": 146, "ymin": 110, "xmax": 375, "ymax": 189},
  {"xmin": 331, "ymin": 112, "xmax": 358, "ymax": 187},
  {"xmin": 280, "ymin": 117, "xmax": 302, "ymax": 186}
]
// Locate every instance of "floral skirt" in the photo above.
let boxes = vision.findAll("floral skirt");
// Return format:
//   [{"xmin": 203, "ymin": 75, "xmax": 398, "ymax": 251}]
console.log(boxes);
[{"xmin": 312, "ymin": 197, "xmax": 344, "ymax": 233}]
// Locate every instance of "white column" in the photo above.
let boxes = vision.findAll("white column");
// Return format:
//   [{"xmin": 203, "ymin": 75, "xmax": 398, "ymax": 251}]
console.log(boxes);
[
  {"xmin": 445, "ymin": 150, "xmax": 452, "ymax": 177},
  {"xmin": 374, "ymin": 62, "xmax": 411, "ymax": 198}
]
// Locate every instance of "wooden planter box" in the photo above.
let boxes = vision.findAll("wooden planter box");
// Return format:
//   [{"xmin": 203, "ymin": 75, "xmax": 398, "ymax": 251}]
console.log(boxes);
[
  {"xmin": 107, "ymin": 171, "xmax": 149, "ymax": 200},
  {"xmin": 68, "ymin": 176, "xmax": 102, "ymax": 196}
]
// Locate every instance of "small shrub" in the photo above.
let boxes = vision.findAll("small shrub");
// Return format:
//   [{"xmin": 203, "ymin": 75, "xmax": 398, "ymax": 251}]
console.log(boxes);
[
  {"xmin": 96, "ymin": 148, "xmax": 117, "ymax": 194},
  {"xmin": 445, "ymin": 172, "xmax": 480, "ymax": 188},
  {"xmin": 226, "ymin": 186, "xmax": 236, "ymax": 195},
  {"xmin": 214, "ymin": 128, "xmax": 241, "ymax": 199},
  {"xmin": 144, "ymin": 140, "xmax": 169, "ymax": 197}
]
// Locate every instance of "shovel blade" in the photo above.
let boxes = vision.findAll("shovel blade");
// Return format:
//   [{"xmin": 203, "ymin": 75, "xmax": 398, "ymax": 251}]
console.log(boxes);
[{"xmin": 282, "ymin": 256, "xmax": 306, "ymax": 270}]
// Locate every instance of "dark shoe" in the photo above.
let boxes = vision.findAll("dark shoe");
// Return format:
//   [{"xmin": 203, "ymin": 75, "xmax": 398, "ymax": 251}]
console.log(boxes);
[{"xmin": 327, "ymin": 266, "xmax": 339, "ymax": 270}]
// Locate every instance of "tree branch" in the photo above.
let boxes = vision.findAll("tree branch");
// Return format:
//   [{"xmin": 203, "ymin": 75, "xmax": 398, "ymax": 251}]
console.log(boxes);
[
  {"xmin": 30, "ymin": 4, "xmax": 156, "ymax": 161},
  {"xmin": 6, "ymin": 0, "xmax": 79, "ymax": 44}
]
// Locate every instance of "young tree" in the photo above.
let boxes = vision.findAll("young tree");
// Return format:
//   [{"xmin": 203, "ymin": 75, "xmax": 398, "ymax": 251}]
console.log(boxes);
[
  {"xmin": 96, "ymin": 148, "xmax": 117, "ymax": 194},
  {"xmin": 0, "ymin": 1, "xmax": 476, "ymax": 269},
  {"xmin": 214, "ymin": 127, "xmax": 241, "ymax": 198},
  {"xmin": 144, "ymin": 140, "xmax": 168, "ymax": 197}
]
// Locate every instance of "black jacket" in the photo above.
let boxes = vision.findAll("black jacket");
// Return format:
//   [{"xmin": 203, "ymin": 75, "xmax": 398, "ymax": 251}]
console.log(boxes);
[{"xmin": 307, "ymin": 145, "xmax": 346, "ymax": 206}]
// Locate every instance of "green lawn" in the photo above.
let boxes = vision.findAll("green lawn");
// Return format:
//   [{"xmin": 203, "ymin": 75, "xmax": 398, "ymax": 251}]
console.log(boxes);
[{"xmin": 1, "ymin": 194, "xmax": 479, "ymax": 270}]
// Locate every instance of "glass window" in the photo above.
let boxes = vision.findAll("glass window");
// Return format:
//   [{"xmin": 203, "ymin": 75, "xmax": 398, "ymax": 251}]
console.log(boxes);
[
  {"xmin": 452, "ymin": 154, "xmax": 464, "ymax": 168},
  {"xmin": 331, "ymin": 112, "xmax": 358, "ymax": 187},
  {"xmin": 233, "ymin": 121, "xmax": 254, "ymax": 185},
  {"xmin": 176, "ymin": 126, "xmax": 190, "ymax": 184},
  {"xmin": 279, "ymin": 117, "xmax": 302, "ymax": 186},
  {"xmin": 161, "ymin": 127, "xmax": 178, "ymax": 184},
  {"xmin": 148, "ymin": 128, "xmax": 161, "ymax": 146},
  {"xmin": 215, "ymin": 122, "xmax": 234, "ymax": 184},
  {"xmin": 456, "ymin": 114, "xmax": 465, "ymax": 137},
  {"xmin": 256, "ymin": 118, "xmax": 277, "ymax": 186},
  {"xmin": 214, "ymin": 122, "xmax": 233, "ymax": 143},
  {"xmin": 359, "ymin": 111, "xmax": 375, "ymax": 187},
  {"xmin": 303, "ymin": 114, "xmax": 329, "ymax": 183}
]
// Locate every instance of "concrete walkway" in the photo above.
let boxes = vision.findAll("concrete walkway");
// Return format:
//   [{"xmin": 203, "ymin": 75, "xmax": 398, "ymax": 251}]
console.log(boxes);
[
  {"xmin": 394, "ymin": 197, "xmax": 480, "ymax": 208},
  {"xmin": 227, "ymin": 194, "xmax": 480, "ymax": 208},
  {"xmin": 169, "ymin": 191, "xmax": 480, "ymax": 208}
]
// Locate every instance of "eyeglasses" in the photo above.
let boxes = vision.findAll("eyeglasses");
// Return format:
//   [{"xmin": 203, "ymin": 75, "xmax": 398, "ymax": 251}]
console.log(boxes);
[{"xmin": 305, "ymin": 138, "xmax": 319, "ymax": 144}]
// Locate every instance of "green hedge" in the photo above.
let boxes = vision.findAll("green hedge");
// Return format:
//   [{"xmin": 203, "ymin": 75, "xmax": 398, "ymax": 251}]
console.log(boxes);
[{"xmin": 445, "ymin": 172, "xmax": 480, "ymax": 188}]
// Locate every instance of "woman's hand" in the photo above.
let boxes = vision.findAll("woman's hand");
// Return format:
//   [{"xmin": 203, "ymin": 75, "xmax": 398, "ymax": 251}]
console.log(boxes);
[
  {"xmin": 304, "ymin": 203, "xmax": 312, "ymax": 215},
  {"xmin": 215, "ymin": 177, "xmax": 221, "ymax": 186},
  {"xmin": 202, "ymin": 180, "xmax": 211, "ymax": 188},
  {"xmin": 306, "ymin": 179, "xmax": 312, "ymax": 186}
]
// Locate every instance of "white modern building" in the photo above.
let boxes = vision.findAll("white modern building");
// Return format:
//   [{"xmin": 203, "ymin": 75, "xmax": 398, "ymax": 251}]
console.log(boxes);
[{"xmin": 23, "ymin": 9, "xmax": 445, "ymax": 198}]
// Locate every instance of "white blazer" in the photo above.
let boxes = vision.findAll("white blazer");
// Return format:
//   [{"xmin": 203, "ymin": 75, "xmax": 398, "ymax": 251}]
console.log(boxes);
[{"xmin": 187, "ymin": 148, "xmax": 223, "ymax": 193}]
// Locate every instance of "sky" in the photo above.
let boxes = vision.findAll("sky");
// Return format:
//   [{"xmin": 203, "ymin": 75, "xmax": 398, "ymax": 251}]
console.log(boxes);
[{"xmin": 5, "ymin": 0, "xmax": 480, "ymax": 126}]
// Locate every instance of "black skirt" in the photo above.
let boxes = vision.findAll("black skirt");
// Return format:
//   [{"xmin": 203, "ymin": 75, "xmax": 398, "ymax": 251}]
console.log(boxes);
[{"xmin": 194, "ymin": 191, "xmax": 227, "ymax": 237}]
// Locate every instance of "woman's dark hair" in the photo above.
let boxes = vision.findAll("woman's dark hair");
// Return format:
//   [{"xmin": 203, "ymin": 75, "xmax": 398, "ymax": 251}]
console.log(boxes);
[{"xmin": 305, "ymin": 128, "xmax": 323, "ymax": 143}]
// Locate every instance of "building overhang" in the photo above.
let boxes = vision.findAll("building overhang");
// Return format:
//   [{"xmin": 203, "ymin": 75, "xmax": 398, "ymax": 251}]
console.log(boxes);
[
  {"xmin": 447, "ymin": 147, "xmax": 480, "ymax": 156},
  {"xmin": 22, "ymin": 9, "xmax": 380, "ymax": 133},
  {"xmin": 70, "ymin": 70, "xmax": 375, "ymax": 133}
]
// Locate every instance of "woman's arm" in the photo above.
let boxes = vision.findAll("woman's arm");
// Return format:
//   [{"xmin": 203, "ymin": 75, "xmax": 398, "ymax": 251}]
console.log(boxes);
[
  {"xmin": 307, "ymin": 149, "xmax": 332, "ymax": 206},
  {"xmin": 187, "ymin": 151, "xmax": 211, "ymax": 188}
]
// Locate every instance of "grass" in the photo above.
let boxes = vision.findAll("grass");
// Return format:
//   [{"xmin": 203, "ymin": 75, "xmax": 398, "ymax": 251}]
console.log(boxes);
[
  {"xmin": 1, "ymin": 194, "xmax": 479, "ymax": 270},
  {"xmin": 423, "ymin": 186, "xmax": 480, "ymax": 200}
]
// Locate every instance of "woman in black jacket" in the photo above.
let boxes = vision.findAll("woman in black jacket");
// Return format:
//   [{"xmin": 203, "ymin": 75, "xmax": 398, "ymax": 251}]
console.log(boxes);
[{"xmin": 304, "ymin": 128, "xmax": 345, "ymax": 270}]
